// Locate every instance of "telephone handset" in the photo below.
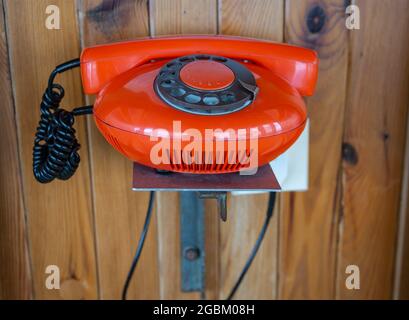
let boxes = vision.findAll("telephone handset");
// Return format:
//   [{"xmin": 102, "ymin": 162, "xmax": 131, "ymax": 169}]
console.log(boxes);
[
  {"xmin": 33, "ymin": 35, "xmax": 318, "ymax": 183},
  {"xmin": 80, "ymin": 35, "xmax": 318, "ymax": 95}
]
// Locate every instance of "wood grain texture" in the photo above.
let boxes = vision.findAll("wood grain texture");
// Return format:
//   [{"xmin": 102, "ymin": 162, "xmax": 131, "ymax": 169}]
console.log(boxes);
[
  {"xmin": 0, "ymin": 0, "xmax": 32, "ymax": 300},
  {"xmin": 280, "ymin": 0, "xmax": 348, "ymax": 299},
  {"xmin": 220, "ymin": 0, "xmax": 283, "ymax": 38},
  {"xmin": 220, "ymin": 193, "xmax": 280, "ymax": 299},
  {"xmin": 204, "ymin": 200, "xmax": 220, "ymax": 299},
  {"xmin": 150, "ymin": 0, "xmax": 217, "ymax": 35},
  {"xmin": 79, "ymin": 0, "xmax": 149, "ymax": 43},
  {"xmin": 4, "ymin": 0, "xmax": 98, "ymax": 299},
  {"xmin": 154, "ymin": 192, "xmax": 197, "ymax": 299},
  {"xmin": 77, "ymin": 0, "xmax": 159, "ymax": 300},
  {"xmin": 219, "ymin": 0, "xmax": 283, "ymax": 299},
  {"xmin": 337, "ymin": 0, "xmax": 409, "ymax": 299},
  {"xmin": 150, "ymin": 0, "xmax": 218, "ymax": 299},
  {"xmin": 396, "ymin": 108, "xmax": 409, "ymax": 299}
]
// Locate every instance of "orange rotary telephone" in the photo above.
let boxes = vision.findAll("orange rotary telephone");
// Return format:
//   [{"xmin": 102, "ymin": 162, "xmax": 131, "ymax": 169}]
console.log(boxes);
[
  {"xmin": 32, "ymin": 35, "xmax": 318, "ymax": 300},
  {"xmin": 33, "ymin": 35, "xmax": 318, "ymax": 183}
]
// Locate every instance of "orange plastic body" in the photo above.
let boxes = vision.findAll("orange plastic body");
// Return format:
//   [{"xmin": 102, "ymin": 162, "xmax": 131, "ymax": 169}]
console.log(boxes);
[{"xmin": 80, "ymin": 36, "xmax": 318, "ymax": 174}]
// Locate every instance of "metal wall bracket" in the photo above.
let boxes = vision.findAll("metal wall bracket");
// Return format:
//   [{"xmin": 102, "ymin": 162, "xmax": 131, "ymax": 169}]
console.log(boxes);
[
  {"xmin": 180, "ymin": 191, "xmax": 205, "ymax": 292},
  {"xmin": 198, "ymin": 191, "xmax": 227, "ymax": 221}
]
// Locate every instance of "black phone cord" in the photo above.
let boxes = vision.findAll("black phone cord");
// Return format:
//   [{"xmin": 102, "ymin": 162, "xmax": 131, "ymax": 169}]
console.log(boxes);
[
  {"xmin": 122, "ymin": 191, "xmax": 155, "ymax": 300},
  {"xmin": 122, "ymin": 192, "xmax": 276, "ymax": 300},
  {"xmin": 227, "ymin": 192, "xmax": 276, "ymax": 299},
  {"xmin": 33, "ymin": 58, "xmax": 93, "ymax": 183}
]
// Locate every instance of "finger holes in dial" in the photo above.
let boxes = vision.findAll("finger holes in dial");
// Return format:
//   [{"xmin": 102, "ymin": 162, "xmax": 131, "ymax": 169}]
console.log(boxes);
[
  {"xmin": 196, "ymin": 55, "xmax": 211, "ymax": 60},
  {"xmin": 161, "ymin": 79, "xmax": 176, "ymax": 88},
  {"xmin": 179, "ymin": 57, "xmax": 195, "ymax": 63},
  {"xmin": 170, "ymin": 87, "xmax": 186, "ymax": 97},
  {"xmin": 213, "ymin": 57, "xmax": 228, "ymax": 63},
  {"xmin": 184, "ymin": 94, "xmax": 201, "ymax": 104},
  {"xmin": 203, "ymin": 95, "xmax": 220, "ymax": 106},
  {"xmin": 220, "ymin": 92, "xmax": 236, "ymax": 103}
]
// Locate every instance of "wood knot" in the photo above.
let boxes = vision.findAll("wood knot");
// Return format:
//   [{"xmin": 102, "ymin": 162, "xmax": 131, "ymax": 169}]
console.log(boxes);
[
  {"xmin": 306, "ymin": 5, "xmax": 326, "ymax": 34},
  {"xmin": 342, "ymin": 143, "xmax": 358, "ymax": 165},
  {"xmin": 382, "ymin": 131, "xmax": 390, "ymax": 141}
]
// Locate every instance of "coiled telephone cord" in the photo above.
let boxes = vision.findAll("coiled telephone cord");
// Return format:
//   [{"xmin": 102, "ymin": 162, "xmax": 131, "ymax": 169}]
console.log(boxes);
[{"xmin": 33, "ymin": 58, "xmax": 92, "ymax": 183}]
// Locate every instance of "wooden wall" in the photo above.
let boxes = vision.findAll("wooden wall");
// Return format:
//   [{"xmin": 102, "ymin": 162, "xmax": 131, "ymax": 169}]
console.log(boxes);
[{"xmin": 1, "ymin": 0, "xmax": 409, "ymax": 300}]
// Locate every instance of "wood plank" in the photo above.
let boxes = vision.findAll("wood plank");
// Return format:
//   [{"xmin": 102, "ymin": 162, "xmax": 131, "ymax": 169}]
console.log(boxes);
[
  {"xmin": 280, "ymin": 0, "xmax": 349, "ymax": 299},
  {"xmin": 219, "ymin": 0, "xmax": 283, "ymax": 299},
  {"xmin": 204, "ymin": 200, "xmax": 220, "ymax": 300},
  {"xmin": 337, "ymin": 0, "xmax": 409, "ymax": 299},
  {"xmin": 77, "ymin": 0, "xmax": 160, "ymax": 300},
  {"xmin": 4, "ymin": 0, "xmax": 98, "ymax": 299},
  {"xmin": 220, "ymin": 0, "xmax": 283, "ymax": 38},
  {"xmin": 154, "ymin": 192, "xmax": 195, "ymax": 299},
  {"xmin": 0, "ymin": 0, "xmax": 32, "ymax": 300},
  {"xmin": 150, "ymin": 0, "xmax": 218, "ymax": 299},
  {"xmin": 395, "ymin": 108, "xmax": 409, "ymax": 299},
  {"xmin": 220, "ymin": 193, "xmax": 280, "ymax": 299},
  {"xmin": 150, "ymin": 0, "xmax": 217, "ymax": 35}
]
